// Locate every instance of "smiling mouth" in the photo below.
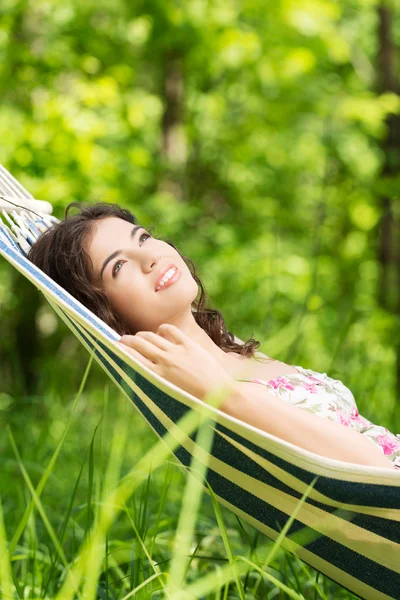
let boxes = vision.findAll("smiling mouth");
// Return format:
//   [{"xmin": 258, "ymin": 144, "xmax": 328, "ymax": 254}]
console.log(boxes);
[{"xmin": 155, "ymin": 267, "xmax": 181, "ymax": 292}]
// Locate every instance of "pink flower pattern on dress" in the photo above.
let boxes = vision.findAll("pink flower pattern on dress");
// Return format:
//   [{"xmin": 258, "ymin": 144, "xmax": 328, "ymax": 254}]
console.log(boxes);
[
  {"xmin": 350, "ymin": 406, "xmax": 372, "ymax": 428},
  {"xmin": 307, "ymin": 375, "xmax": 326, "ymax": 385},
  {"xmin": 376, "ymin": 434, "xmax": 400, "ymax": 456},
  {"xmin": 336, "ymin": 409, "xmax": 351, "ymax": 427},
  {"xmin": 267, "ymin": 377, "xmax": 295, "ymax": 391},
  {"xmin": 298, "ymin": 381, "xmax": 320, "ymax": 394},
  {"xmin": 239, "ymin": 365, "xmax": 400, "ymax": 470}
]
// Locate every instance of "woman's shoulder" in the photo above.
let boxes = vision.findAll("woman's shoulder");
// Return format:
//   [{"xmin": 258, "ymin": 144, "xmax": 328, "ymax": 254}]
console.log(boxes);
[{"xmin": 247, "ymin": 353, "xmax": 358, "ymax": 405}]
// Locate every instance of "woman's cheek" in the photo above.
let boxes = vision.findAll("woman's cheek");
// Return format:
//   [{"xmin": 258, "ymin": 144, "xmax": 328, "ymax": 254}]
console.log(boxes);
[{"xmin": 109, "ymin": 284, "xmax": 129, "ymax": 312}]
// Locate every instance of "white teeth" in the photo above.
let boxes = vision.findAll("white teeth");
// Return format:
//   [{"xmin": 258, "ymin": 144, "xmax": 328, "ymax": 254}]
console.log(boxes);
[{"xmin": 156, "ymin": 267, "xmax": 177, "ymax": 291}]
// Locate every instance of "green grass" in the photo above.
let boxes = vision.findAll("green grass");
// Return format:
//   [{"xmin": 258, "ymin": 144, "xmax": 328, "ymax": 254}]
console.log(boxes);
[{"xmin": 0, "ymin": 359, "xmax": 362, "ymax": 599}]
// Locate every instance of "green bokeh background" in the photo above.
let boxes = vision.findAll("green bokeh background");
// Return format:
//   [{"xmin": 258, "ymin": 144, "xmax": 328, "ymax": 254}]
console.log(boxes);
[
  {"xmin": 1, "ymin": 0, "xmax": 399, "ymax": 427},
  {"xmin": 0, "ymin": 1, "xmax": 399, "ymax": 596}
]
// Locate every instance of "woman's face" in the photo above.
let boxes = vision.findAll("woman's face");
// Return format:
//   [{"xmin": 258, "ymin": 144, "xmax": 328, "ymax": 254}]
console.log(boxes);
[{"xmin": 87, "ymin": 217, "xmax": 198, "ymax": 333}]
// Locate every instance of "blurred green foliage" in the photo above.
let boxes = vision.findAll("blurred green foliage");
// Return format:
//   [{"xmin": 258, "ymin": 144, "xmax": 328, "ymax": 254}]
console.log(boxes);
[
  {"xmin": 1, "ymin": 1, "xmax": 400, "ymax": 597},
  {"xmin": 0, "ymin": 0, "xmax": 400, "ymax": 428}
]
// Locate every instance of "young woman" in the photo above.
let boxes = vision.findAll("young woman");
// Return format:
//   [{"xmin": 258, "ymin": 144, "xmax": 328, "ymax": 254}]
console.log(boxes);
[{"xmin": 28, "ymin": 203, "xmax": 400, "ymax": 471}]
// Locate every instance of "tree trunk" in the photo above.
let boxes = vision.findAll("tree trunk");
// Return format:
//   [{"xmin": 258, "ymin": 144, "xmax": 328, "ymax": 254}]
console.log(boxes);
[
  {"xmin": 159, "ymin": 53, "xmax": 187, "ymax": 199},
  {"xmin": 376, "ymin": 4, "xmax": 400, "ymax": 412}
]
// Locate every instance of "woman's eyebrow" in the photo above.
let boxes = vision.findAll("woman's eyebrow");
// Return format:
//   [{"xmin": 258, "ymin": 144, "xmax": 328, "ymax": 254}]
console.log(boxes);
[{"xmin": 99, "ymin": 225, "xmax": 142, "ymax": 280}]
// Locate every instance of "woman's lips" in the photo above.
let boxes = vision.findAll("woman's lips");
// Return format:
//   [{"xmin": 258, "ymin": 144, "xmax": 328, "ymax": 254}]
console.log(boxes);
[{"xmin": 155, "ymin": 268, "xmax": 181, "ymax": 292}]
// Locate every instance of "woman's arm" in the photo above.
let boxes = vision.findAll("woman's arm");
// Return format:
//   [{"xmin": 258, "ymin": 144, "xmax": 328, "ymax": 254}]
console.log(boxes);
[
  {"xmin": 222, "ymin": 381, "xmax": 395, "ymax": 469},
  {"xmin": 118, "ymin": 326, "xmax": 394, "ymax": 469}
]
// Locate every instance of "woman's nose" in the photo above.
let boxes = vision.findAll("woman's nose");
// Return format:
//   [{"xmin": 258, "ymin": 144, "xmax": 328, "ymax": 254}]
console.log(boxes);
[{"xmin": 147, "ymin": 255, "xmax": 163, "ymax": 273}]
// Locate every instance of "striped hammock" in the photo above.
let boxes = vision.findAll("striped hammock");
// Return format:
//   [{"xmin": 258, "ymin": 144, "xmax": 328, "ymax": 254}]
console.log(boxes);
[{"xmin": 1, "ymin": 164, "xmax": 399, "ymax": 600}]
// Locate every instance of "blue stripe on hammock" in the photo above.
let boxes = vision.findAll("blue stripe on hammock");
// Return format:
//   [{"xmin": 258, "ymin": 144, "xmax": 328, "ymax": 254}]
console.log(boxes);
[{"xmin": 0, "ymin": 223, "xmax": 25, "ymax": 254}]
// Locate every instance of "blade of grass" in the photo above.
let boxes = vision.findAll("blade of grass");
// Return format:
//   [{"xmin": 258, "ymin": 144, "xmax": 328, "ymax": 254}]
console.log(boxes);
[
  {"xmin": 206, "ymin": 484, "xmax": 246, "ymax": 600},
  {"xmin": 7, "ymin": 428, "xmax": 72, "ymax": 582},
  {"xmin": 102, "ymin": 543, "xmax": 131, "ymax": 596},
  {"xmin": 284, "ymin": 550, "xmax": 302, "ymax": 595},
  {"xmin": 251, "ymin": 474, "xmax": 319, "ymax": 597},
  {"xmin": 101, "ymin": 386, "xmax": 110, "ymax": 600},
  {"xmin": 182, "ymin": 530, "xmax": 207, "ymax": 580},
  {"xmin": 173, "ymin": 560, "xmax": 250, "ymax": 600},
  {"xmin": 105, "ymin": 532, "xmax": 109, "ymax": 600},
  {"xmin": 122, "ymin": 501, "xmax": 169, "ymax": 598},
  {"xmin": 0, "ymin": 495, "xmax": 14, "ymax": 599},
  {"xmin": 314, "ymin": 572, "xmax": 321, "ymax": 600},
  {"xmin": 85, "ymin": 419, "xmax": 103, "ymax": 539},
  {"xmin": 42, "ymin": 443, "xmax": 92, "ymax": 598},
  {"xmin": 27, "ymin": 503, "xmax": 38, "ymax": 600},
  {"xmin": 9, "ymin": 355, "xmax": 93, "ymax": 556},
  {"xmin": 149, "ymin": 461, "xmax": 172, "ymax": 561},
  {"xmin": 213, "ymin": 564, "xmax": 224, "ymax": 600},
  {"xmin": 119, "ymin": 572, "xmax": 165, "ymax": 600},
  {"xmin": 80, "ymin": 416, "xmax": 129, "ymax": 600},
  {"xmin": 167, "ymin": 397, "xmax": 220, "ymax": 594},
  {"xmin": 129, "ymin": 473, "xmax": 151, "ymax": 593},
  {"xmin": 54, "ymin": 382, "xmax": 236, "ymax": 600},
  {"xmin": 233, "ymin": 516, "xmax": 260, "ymax": 591},
  {"xmin": 236, "ymin": 556, "xmax": 305, "ymax": 600},
  {"xmin": 222, "ymin": 582, "xmax": 229, "ymax": 600},
  {"xmin": 287, "ymin": 550, "xmax": 329, "ymax": 600},
  {"xmin": 139, "ymin": 473, "xmax": 151, "ymax": 541}
]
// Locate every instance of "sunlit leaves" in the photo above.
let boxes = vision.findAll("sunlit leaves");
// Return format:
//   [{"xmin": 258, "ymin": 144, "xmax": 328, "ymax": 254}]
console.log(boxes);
[{"xmin": 1, "ymin": 0, "xmax": 399, "ymax": 443}]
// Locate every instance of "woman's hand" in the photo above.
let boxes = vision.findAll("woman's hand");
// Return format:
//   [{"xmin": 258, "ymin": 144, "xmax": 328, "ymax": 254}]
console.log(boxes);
[{"xmin": 118, "ymin": 324, "xmax": 236, "ymax": 405}]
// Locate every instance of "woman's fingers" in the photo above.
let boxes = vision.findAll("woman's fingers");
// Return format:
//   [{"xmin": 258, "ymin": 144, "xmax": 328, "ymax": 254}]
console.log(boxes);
[
  {"xmin": 119, "ymin": 335, "xmax": 161, "ymax": 363},
  {"xmin": 157, "ymin": 323, "xmax": 187, "ymax": 345},
  {"xmin": 117, "ymin": 341, "xmax": 156, "ymax": 370},
  {"xmin": 119, "ymin": 325, "xmax": 187, "ymax": 367},
  {"xmin": 135, "ymin": 330, "xmax": 172, "ymax": 351}
]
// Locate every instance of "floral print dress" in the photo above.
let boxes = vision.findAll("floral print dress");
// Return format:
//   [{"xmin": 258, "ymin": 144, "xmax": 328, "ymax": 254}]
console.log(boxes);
[{"xmin": 236, "ymin": 365, "xmax": 400, "ymax": 470}]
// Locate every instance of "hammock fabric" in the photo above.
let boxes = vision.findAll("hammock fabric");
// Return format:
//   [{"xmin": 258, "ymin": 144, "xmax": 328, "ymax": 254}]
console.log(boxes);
[{"xmin": 1, "ymin": 164, "xmax": 400, "ymax": 600}]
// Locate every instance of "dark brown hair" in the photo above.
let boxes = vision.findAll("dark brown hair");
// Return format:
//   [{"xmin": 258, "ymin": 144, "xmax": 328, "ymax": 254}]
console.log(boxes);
[{"xmin": 28, "ymin": 203, "xmax": 262, "ymax": 357}]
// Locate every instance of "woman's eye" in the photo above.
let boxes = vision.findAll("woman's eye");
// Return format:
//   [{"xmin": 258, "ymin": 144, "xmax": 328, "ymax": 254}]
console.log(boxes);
[
  {"xmin": 139, "ymin": 232, "xmax": 151, "ymax": 244},
  {"xmin": 112, "ymin": 232, "xmax": 151, "ymax": 278},
  {"xmin": 112, "ymin": 260, "xmax": 125, "ymax": 278}
]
